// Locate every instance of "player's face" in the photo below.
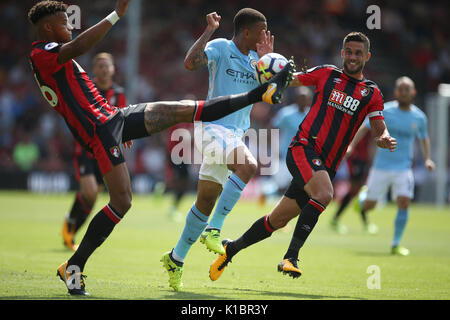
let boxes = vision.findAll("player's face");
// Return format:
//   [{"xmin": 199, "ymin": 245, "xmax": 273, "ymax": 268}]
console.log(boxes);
[
  {"xmin": 341, "ymin": 41, "xmax": 370, "ymax": 76},
  {"xmin": 93, "ymin": 58, "xmax": 115, "ymax": 82},
  {"xmin": 245, "ymin": 21, "xmax": 267, "ymax": 51},
  {"xmin": 50, "ymin": 12, "xmax": 73, "ymax": 43},
  {"xmin": 395, "ymin": 82, "xmax": 416, "ymax": 105},
  {"xmin": 296, "ymin": 93, "xmax": 310, "ymax": 108}
]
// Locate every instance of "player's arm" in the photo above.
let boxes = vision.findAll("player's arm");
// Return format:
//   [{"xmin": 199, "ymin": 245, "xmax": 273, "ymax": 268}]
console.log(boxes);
[
  {"xmin": 418, "ymin": 137, "xmax": 435, "ymax": 171},
  {"xmin": 57, "ymin": 0, "xmax": 130, "ymax": 65},
  {"xmin": 347, "ymin": 123, "xmax": 370, "ymax": 156},
  {"xmin": 184, "ymin": 12, "xmax": 220, "ymax": 71},
  {"xmin": 370, "ymin": 119, "xmax": 397, "ymax": 152},
  {"xmin": 289, "ymin": 65, "xmax": 333, "ymax": 87},
  {"xmin": 290, "ymin": 72, "xmax": 316, "ymax": 87}
]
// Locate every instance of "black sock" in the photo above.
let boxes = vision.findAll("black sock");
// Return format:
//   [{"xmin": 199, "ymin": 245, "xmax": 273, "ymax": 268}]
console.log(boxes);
[
  {"xmin": 333, "ymin": 193, "xmax": 352, "ymax": 220},
  {"xmin": 67, "ymin": 204, "xmax": 121, "ymax": 272},
  {"xmin": 68, "ymin": 192, "xmax": 94, "ymax": 233},
  {"xmin": 360, "ymin": 208, "xmax": 368, "ymax": 225},
  {"xmin": 227, "ymin": 215, "xmax": 275, "ymax": 258},
  {"xmin": 284, "ymin": 199, "xmax": 325, "ymax": 261},
  {"xmin": 194, "ymin": 84, "xmax": 268, "ymax": 122}
]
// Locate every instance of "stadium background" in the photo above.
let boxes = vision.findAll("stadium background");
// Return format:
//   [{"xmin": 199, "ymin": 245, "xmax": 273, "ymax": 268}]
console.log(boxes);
[{"xmin": 0, "ymin": 0, "xmax": 449, "ymax": 203}]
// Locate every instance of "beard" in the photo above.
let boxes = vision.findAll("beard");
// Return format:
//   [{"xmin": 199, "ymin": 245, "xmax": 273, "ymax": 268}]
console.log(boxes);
[{"xmin": 343, "ymin": 61, "xmax": 364, "ymax": 76}]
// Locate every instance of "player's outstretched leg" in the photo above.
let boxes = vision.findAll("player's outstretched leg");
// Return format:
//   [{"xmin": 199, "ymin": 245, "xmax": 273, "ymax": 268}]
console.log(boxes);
[{"xmin": 129, "ymin": 60, "xmax": 295, "ymax": 139}]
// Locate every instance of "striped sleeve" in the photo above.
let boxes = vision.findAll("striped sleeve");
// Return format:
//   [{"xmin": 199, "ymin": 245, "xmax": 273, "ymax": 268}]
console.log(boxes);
[
  {"xmin": 296, "ymin": 64, "xmax": 336, "ymax": 86},
  {"xmin": 367, "ymin": 86, "xmax": 384, "ymax": 120},
  {"xmin": 31, "ymin": 42, "xmax": 64, "ymax": 74}
]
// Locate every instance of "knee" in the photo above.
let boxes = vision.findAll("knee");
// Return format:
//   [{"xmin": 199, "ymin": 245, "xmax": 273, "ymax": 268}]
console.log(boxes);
[
  {"xmin": 110, "ymin": 190, "xmax": 132, "ymax": 216},
  {"xmin": 233, "ymin": 161, "xmax": 258, "ymax": 182},
  {"xmin": 196, "ymin": 195, "xmax": 217, "ymax": 215},
  {"xmin": 81, "ymin": 188, "xmax": 98, "ymax": 207},
  {"xmin": 397, "ymin": 198, "xmax": 410, "ymax": 210},
  {"xmin": 311, "ymin": 190, "xmax": 333, "ymax": 207},
  {"xmin": 270, "ymin": 215, "xmax": 292, "ymax": 229}
]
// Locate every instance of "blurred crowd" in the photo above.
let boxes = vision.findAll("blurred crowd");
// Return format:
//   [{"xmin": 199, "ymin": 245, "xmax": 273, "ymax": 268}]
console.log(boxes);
[{"xmin": 0, "ymin": 0, "xmax": 449, "ymax": 199}]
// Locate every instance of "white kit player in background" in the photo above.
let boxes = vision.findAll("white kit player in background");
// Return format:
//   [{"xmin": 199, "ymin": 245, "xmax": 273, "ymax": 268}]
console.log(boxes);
[{"xmin": 348, "ymin": 76, "xmax": 435, "ymax": 256}]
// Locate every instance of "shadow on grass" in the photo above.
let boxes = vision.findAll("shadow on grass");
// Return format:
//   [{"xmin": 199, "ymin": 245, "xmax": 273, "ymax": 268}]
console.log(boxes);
[
  {"xmin": 213, "ymin": 287, "xmax": 366, "ymax": 300},
  {"xmin": 0, "ymin": 295, "xmax": 117, "ymax": 300},
  {"xmin": 354, "ymin": 251, "xmax": 394, "ymax": 257},
  {"xmin": 159, "ymin": 287, "xmax": 366, "ymax": 300}
]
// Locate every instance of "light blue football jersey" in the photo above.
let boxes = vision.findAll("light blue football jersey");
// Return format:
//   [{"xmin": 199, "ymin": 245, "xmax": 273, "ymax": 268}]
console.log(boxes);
[
  {"xmin": 204, "ymin": 38, "xmax": 259, "ymax": 134},
  {"xmin": 366, "ymin": 100, "xmax": 428, "ymax": 170},
  {"xmin": 272, "ymin": 105, "xmax": 309, "ymax": 158}
]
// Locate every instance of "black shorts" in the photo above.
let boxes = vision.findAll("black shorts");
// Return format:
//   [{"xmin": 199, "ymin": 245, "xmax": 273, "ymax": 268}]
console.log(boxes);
[
  {"xmin": 91, "ymin": 103, "xmax": 148, "ymax": 176},
  {"xmin": 284, "ymin": 145, "xmax": 336, "ymax": 208},
  {"xmin": 346, "ymin": 158, "xmax": 369, "ymax": 182},
  {"xmin": 73, "ymin": 149, "xmax": 103, "ymax": 184},
  {"xmin": 171, "ymin": 162, "xmax": 189, "ymax": 180}
]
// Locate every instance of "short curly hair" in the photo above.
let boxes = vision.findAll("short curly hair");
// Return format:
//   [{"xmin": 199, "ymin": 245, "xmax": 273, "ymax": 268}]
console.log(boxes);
[
  {"xmin": 28, "ymin": 1, "xmax": 68, "ymax": 25},
  {"xmin": 233, "ymin": 8, "xmax": 266, "ymax": 36}
]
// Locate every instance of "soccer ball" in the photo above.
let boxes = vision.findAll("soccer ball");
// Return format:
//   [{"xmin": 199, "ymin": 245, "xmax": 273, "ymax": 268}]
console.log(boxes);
[{"xmin": 254, "ymin": 53, "xmax": 288, "ymax": 85}]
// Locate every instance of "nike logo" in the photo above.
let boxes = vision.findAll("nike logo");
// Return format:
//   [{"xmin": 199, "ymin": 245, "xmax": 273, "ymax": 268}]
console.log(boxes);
[
  {"xmin": 230, "ymin": 54, "xmax": 240, "ymax": 59},
  {"xmin": 223, "ymin": 207, "xmax": 232, "ymax": 212},
  {"xmin": 188, "ymin": 238, "xmax": 196, "ymax": 244}
]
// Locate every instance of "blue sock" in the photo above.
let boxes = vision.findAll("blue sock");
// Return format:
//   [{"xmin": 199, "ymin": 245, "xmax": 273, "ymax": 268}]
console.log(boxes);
[
  {"xmin": 208, "ymin": 173, "xmax": 246, "ymax": 231},
  {"xmin": 392, "ymin": 208, "xmax": 409, "ymax": 247},
  {"xmin": 173, "ymin": 204, "xmax": 208, "ymax": 262}
]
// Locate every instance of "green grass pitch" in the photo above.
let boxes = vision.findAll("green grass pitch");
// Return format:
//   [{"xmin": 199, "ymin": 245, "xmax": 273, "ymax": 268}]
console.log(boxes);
[{"xmin": 0, "ymin": 191, "xmax": 449, "ymax": 300}]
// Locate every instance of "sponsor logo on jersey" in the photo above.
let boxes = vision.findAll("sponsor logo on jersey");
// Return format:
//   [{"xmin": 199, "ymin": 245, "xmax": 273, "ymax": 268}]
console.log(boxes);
[{"xmin": 328, "ymin": 89, "xmax": 361, "ymax": 115}]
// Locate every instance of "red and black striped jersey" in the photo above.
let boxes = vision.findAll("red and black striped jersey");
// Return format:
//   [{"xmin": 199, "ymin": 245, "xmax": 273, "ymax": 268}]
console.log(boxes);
[
  {"xmin": 290, "ymin": 65, "xmax": 384, "ymax": 173},
  {"xmin": 29, "ymin": 41, "xmax": 119, "ymax": 152},
  {"xmin": 74, "ymin": 83, "xmax": 127, "ymax": 157}
]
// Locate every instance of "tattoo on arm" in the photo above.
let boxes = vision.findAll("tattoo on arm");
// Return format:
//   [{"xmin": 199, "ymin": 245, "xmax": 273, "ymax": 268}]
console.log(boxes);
[{"xmin": 184, "ymin": 30, "xmax": 214, "ymax": 70}]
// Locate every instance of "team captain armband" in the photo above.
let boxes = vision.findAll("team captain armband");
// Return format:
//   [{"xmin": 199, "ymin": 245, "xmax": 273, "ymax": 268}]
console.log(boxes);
[{"xmin": 368, "ymin": 110, "xmax": 384, "ymax": 120}]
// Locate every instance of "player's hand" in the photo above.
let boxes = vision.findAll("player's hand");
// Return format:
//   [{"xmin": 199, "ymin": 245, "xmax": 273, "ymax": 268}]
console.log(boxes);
[
  {"xmin": 376, "ymin": 136, "xmax": 397, "ymax": 152},
  {"xmin": 115, "ymin": 0, "xmax": 131, "ymax": 17},
  {"xmin": 425, "ymin": 159, "xmax": 435, "ymax": 171},
  {"xmin": 256, "ymin": 30, "xmax": 274, "ymax": 58},
  {"xmin": 123, "ymin": 140, "xmax": 133, "ymax": 149},
  {"xmin": 206, "ymin": 12, "xmax": 221, "ymax": 32}
]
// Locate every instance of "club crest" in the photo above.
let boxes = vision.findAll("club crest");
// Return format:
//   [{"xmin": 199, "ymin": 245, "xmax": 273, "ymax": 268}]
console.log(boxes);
[
  {"xmin": 360, "ymin": 87, "xmax": 369, "ymax": 97},
  {"xmin": 110, "ymin": 146, "xmax": 120, "ymax": 158}
]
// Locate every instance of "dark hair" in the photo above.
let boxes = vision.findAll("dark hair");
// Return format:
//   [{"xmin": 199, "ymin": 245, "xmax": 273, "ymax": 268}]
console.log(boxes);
[
  {"xmin": 233, "ymin": 8, "xmax": 266, "ymax": 36},
  {"xmin": 343, "ymin": 32, "xmax": 370, "ymax": 52},
  {"xmin": 28, "ymin": 1, "xmax": 68, "ymax": 25}
]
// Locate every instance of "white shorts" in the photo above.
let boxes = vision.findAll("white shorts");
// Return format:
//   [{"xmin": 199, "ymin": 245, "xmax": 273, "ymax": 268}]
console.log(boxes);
[
  {"xmin": 194, "ymin": 123, "xmax": 246, "ymax": 186},
  {"xmin": 366, "ymin": 168, "xmax": 414, "ymax": 201}
]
